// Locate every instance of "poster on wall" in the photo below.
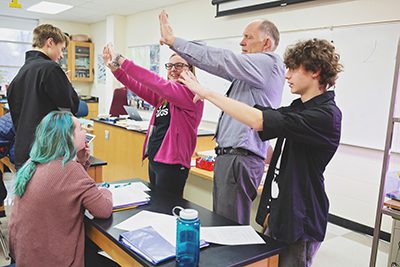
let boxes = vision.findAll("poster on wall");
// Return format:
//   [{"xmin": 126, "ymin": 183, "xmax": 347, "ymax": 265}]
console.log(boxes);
[
  {"xmin": 128, "ymin": 44, "xmax": 160, "ymax": 74},
  {"xmin": 125, "ymin": 44, "xmax": 160, "ymax": 112},
  {"xmin": 96, "ymin": 54, "xmax": 106, "ymax": 84}
]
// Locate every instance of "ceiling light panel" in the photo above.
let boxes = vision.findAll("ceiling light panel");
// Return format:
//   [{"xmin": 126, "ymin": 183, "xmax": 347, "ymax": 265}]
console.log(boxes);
[{"xmin": 27, "ymin": 1, "xmax": 73, "ymax": 15}]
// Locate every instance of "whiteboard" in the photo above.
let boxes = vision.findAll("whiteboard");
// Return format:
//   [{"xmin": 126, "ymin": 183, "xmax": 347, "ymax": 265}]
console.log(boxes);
[
  {"xmin": 330, "ymin": 23, "xmax": 399, "ymax": 150},
  {"xmin": 155, "ymin": 21, "xmax": 400, "ymax": 150}
]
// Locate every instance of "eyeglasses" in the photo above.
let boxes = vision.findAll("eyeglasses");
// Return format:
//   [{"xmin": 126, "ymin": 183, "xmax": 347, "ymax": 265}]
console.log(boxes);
[{"xmin": 165, "ymin": 63, "xmax": 190, "ymax": 70}]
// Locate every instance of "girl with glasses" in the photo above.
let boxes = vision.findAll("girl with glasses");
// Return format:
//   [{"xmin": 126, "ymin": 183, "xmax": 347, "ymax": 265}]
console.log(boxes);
[{"xmin": 103, "ymin": 44, "xmax": 203, "ymax": 197}]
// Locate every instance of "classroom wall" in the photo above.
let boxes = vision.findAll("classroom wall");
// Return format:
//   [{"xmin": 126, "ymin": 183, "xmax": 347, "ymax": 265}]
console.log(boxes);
[
  {"xmin": 88, "ymin": 16, "xmax": 127, "ymax": 115},
  {"xmin": 123, "ymin": 0, "xmax": 400, "ymax": 45}
]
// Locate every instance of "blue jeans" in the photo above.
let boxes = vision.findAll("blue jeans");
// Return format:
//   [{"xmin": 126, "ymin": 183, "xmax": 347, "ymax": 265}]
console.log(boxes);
[{"xmin": 279, "ymin": 239, "xmax": 321, "ymax": 267}]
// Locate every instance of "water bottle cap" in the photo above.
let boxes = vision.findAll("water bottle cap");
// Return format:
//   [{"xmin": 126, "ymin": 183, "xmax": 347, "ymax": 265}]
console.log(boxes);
[{"xmin": 179, "ymin": 209, "xmax": 198, "ymax": 220}]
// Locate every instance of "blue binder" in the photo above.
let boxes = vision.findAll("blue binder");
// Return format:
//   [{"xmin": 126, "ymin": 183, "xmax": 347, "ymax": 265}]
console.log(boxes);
[{"xmin": 119, "ymin": 226, "xmax": 176, "ymax": 264}]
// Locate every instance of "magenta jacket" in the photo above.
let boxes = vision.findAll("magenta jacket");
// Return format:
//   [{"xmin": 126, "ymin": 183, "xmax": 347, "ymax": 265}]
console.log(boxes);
[{"xmin": 112, "ymin": 59, "xmax": 204, "ymax": 168}]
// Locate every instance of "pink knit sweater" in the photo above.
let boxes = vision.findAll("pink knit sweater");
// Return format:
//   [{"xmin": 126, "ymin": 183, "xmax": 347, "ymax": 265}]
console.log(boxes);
[{"xmin": 9, "ymin": 159, "xmax": 113, "ymax": 267}]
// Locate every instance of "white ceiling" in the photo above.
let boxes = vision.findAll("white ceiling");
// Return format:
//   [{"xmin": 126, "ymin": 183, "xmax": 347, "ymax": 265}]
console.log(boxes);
[{"xmin": 0, "ymin": 0, "xmax": 195, "ymax": 24}]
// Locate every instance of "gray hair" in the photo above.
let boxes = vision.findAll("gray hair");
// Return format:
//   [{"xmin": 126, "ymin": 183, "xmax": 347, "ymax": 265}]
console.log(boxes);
[{"xmin": 259, "ymin": 20, "xmax": 280, "ymax": 51}]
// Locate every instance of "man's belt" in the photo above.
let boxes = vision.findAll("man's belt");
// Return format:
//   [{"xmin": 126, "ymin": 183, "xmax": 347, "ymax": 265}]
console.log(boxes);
[{"xmin": 215, "ymin": 147, "xmax": 258, "ymax": 157}]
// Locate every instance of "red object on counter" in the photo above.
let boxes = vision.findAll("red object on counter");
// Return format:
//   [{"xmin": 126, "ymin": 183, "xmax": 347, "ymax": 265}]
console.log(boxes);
[{"xmin": 195, "ymin": 157, "xmax": 214, "ymax": 171}]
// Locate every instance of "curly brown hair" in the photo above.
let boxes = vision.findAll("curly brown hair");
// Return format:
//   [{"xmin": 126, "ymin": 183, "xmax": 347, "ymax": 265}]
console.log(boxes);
[{"xmin": 284, "ymin": 38, "xmax": 343, "ymax": 90}]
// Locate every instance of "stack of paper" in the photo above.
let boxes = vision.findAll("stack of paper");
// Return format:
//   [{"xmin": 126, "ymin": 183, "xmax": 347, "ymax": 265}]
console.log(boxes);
[
  {"xmin": 125, "ymin": 120, "xmax": 149, "ymax": 131},
  {"xmin": 107, "ymin": 182, "xmax": 151, "ymax": 211}
]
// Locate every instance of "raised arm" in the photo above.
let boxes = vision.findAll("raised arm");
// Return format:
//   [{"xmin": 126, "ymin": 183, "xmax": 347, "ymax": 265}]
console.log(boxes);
[
  {"xmin": 112, "ymin": 68, "xmax": 161, "ymax": 107},
  {"xmin": 105, "ymin": 44, "xmax": 198, "ymax": 111},
  {"xmin": 120, "ymin": 60, "xmax": 199, "ymax": 111},
  {"xmin": 103, "ymin": 45, "xmax": 160, "ymax": 107},
  {"xmin": 179, "ymin": 71, "xmax": 263, "ymax": 130},
  {"xmin": 159, "ymin": 10, "xmax": 277, "ymax": 88},
  {"xmin": 180, "ymin": 71, "xmax": 341, "ymax": 147}
]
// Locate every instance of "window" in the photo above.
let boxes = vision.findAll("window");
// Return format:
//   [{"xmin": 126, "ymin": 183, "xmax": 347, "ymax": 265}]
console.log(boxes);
[{"xmin": 0, "ymin": 17, "xmax": 37, "ymax": 87}]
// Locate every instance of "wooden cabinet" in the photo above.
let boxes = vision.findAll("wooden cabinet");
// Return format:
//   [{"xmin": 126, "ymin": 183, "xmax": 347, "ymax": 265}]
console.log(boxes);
[
  {"xmin": 85, "ymin": 102, "xmax": 98, "ymax": 120},
  {"xmin": 60, "ymin": 41, "xmax": 94, "ymax": 82},
  {"xmin": 93, "ymin": 121, "xmax": 150, "ymax": 182},
  {"xmin": 92, "ymin": 120, "xmax": 216, "ymax": 182}
]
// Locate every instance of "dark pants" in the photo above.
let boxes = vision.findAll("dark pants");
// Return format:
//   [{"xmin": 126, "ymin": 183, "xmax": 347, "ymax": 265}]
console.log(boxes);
[
  {"xmin": 148, "ymin": 159, "xmax": 189, "ymax": 197},
  {"xmin": 278, "ymin": 239, "xmax": 321, "ymax": 267},
  {"xmin": 213, "ymin": 154, "xmax": 265, "ymax": 225}
]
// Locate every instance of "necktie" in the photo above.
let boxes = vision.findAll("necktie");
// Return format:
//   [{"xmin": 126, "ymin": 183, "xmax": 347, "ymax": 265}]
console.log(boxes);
[{"xmin": 214, "ymin": 83, "xmax": 234, "ymax": 140}]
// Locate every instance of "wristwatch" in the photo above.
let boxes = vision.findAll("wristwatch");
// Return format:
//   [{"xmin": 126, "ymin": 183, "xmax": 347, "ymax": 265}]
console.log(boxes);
[{"xmin": 111, "ymin": 54, "xmax": 124, "ymax": 68}]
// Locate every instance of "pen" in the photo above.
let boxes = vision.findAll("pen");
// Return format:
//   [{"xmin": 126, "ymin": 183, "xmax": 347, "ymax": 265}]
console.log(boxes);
[
  {"xmin": 113, "ymin": 205, "xmax": 137, "ymax": 212},
  {"xmin": 99, "ymin": 182, "xmax": 110, "ymax": 188},
  {"xmin": 113, "ymin": 182, "xmax": 132, "ymax": 188}
]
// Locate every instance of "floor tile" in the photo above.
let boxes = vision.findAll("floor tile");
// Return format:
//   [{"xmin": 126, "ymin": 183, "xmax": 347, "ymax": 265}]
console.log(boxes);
[
  {"xmin": 326, "ymin": 222, "xmax": 352, "ymax": 236},
  {"xmin": 313, "ymin": 235, "xmax": 388, "ymax": 267}
]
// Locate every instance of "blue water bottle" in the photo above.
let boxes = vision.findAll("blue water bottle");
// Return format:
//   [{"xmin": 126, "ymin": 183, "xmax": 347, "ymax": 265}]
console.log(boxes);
[{"xmin": 173, "ymin": 206, "xmax": 200, "ymax": 267}]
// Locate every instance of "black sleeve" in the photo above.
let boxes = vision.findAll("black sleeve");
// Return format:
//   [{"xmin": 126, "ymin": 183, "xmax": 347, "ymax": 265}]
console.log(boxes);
[
  {"xmin": 43, "ymin": 66, "xmax": 80, "ymax": 114},
  {"xmin": 258, "ymin": 106, "xmax": 341, "ymax": 147}
]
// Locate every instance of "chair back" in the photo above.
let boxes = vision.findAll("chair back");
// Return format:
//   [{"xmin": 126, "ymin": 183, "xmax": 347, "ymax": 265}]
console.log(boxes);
[
  {"xmin": 109, "ymin": 87, "xmax": 128, "ymax": 117},
  {"xmin": 76, "ymin": 100, "xmax": 89, "ymax": 118}
]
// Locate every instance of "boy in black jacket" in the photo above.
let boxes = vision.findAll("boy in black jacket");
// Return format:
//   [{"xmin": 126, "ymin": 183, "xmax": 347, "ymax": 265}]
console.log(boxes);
[{"xmin": 7, "ymin": 24, "xmax": 79, "ymax": 169}]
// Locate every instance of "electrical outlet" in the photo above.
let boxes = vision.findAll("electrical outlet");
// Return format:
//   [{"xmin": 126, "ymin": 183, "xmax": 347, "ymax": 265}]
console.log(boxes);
[{"xmin": 104, "ymin": 130, "xmax": 110, "ymax": 140}]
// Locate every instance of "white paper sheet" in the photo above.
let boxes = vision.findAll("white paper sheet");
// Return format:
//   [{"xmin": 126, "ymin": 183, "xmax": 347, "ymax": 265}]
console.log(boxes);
[
  {"xmin": 108, "ymin": 185, "xmax": 150, "ymax": 208},
  {"xmin": 200, "ymin": 225, "xmax": 266, "ymax": 245}
]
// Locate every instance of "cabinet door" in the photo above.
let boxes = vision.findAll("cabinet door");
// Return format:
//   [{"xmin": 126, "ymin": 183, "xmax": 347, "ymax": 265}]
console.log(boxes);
[
  {"xmin": 59, "ymin": 49, "xmax": 69, "ymax": 74},
  {"xmin": 85, "ymin": 102, "xmax": 99, "ymax": 119},
  {"xmin": 71, "ymin": 41, "xmax": 94, "ymax": 82}
]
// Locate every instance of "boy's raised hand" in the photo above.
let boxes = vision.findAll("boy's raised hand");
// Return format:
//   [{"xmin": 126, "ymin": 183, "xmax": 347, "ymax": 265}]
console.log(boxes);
[{"xmin": 179, "ymin": 71, "xmax": 206, "ymax": 103}]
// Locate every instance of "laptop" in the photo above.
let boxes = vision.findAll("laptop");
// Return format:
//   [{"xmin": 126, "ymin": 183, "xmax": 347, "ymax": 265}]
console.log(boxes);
[{"xmin": 123, "ymin": 105, "xmax": 143, "ymax": 121}]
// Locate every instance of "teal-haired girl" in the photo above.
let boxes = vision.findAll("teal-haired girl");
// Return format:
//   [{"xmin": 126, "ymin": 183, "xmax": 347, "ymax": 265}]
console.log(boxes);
[{"xmin": 9, "ymin": 111, "xmax": 113, "ymax": 266}]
